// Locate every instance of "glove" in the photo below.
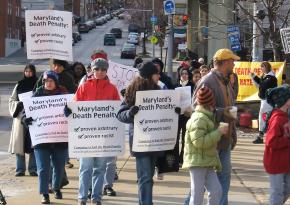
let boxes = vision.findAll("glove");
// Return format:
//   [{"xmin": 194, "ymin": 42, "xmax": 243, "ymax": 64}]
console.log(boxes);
[
  {"xmin": 13, "ymin": 102, "xmax": 24, "ymax": 118},
  {"xmin": 129, "ymin": 106, "xmax": 139, "ymax": 116},
  {"xmin": 175, "ymin": 107, "xmax": 181, "ymax": 115},
  {"xmin": 64, "ymin": 104, "xmax": 72, "ymax": 117},
  {"xmin": 24, "ymin": 117, "xmax": 34, "ymax": 126}
]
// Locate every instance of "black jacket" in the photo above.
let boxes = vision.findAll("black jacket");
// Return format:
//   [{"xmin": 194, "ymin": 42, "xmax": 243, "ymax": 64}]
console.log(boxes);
[{"xmin": 253, "ymin": 73, "xmax": 277, "ymax": 99}]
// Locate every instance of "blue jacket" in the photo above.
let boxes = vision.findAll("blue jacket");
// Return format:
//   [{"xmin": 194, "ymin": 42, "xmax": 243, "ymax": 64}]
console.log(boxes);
[{"xmin": 117, "ymin": 102, "xmax": 164, "ymax": 157}]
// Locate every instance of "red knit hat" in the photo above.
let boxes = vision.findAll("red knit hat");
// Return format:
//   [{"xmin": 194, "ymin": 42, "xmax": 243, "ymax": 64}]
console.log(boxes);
[{"xmin": 196, "ymin": 86, "xmax": 215, "ymax": 107}]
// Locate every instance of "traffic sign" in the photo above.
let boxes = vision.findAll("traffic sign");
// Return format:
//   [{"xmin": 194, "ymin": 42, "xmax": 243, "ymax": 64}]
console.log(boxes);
[
  {"xmin": 164, "ymin": 0, "xmax": 175, "ymax": 15},
  {"xmin": 231, "ymin": 44, "xmax": 241, "ymax": 52},
  {"xmin": 150, "ymin": 16, "xmax": 157, "ymax": 24},
  {"xmin": 150, "ymin": 36, "xmax": 158, "ymax": 44}
]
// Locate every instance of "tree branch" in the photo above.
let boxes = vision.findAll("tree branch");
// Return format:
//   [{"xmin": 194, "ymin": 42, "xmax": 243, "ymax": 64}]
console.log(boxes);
[{"xmin": 281, "ymin": 8, "xmax": 290, "ymax": 28}]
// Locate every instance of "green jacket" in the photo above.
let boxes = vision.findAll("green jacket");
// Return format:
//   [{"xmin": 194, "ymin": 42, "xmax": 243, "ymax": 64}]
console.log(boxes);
[{"xmin": 182, "ymin": 105, "xmax": 222, "ymax": 171}]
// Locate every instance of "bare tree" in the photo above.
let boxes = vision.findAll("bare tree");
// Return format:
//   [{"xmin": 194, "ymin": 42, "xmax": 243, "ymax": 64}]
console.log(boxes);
[{"xmin": 237, "ymin": 0, "xmax": 290, "ymax": 61}]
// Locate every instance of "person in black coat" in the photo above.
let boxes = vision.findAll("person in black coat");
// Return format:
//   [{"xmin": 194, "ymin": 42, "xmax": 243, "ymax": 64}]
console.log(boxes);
[
  {"xmin": 250, "ymin": 61, "xmax": 278, "ymax": 144},
  {"xmin": 8, "ymin": 64, "xmax": 38, "ymax": 177},
  {"xmin": 152, "ymin": 58, "xmax": 175, "ymax": 89},
  {"xmin": 175, "ymin": 68, "xmax": 194, "ymax": 165}
]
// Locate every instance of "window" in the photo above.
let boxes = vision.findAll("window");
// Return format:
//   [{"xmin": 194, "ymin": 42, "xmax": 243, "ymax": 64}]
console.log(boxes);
[{"xmin": 8, "ymin": 0, "xmax": 12, "ymax": 15}]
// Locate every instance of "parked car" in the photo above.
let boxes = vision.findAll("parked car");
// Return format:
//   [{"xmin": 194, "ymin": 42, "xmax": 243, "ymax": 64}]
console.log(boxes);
[
  {"xmin": 104, "ymin": 33, "xmax": 116, "ymax": 46},
  {"xmin": 72, "ymin": 33, "xmax": 78, "ymax": 43},
  {"xmin": 128, "ymin": 23, "xmax": 140, "ymax": 33},
  {"xmin": 127, "ymin": 33, "xmax": 139, "ymax": 45},
  {"xmin": 73, "ymin": 32, "xmax": 81, "ymax": 42},
  {"xmin": 78, "ymin": 23, "xmax": 89, "ymax": 33},
  {"xmin": 95, "ymin": 18, "xmax": 103, "ymax": 26},
  {"xmin": 121, "ymin": 43, "xmax": 136, "ymax": 59},
  {"xmin": 110, "ymin": 28, "xmax": 122, "ymax": 38}
]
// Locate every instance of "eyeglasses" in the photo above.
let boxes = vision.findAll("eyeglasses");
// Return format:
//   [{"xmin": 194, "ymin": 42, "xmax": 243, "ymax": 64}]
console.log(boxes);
[{"xmin": 181, "ymin": 72, "xmax": 188, "ymax": 75}]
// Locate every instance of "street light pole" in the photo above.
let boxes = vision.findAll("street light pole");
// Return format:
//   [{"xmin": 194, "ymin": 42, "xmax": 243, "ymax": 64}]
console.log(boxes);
[
  {"xmin": 166, "ymin": 14, "xmax": 173, "ymax": 78},
  {"xmin": 152, "ymin": 0, "xmax": 155, "ymax": 58}
]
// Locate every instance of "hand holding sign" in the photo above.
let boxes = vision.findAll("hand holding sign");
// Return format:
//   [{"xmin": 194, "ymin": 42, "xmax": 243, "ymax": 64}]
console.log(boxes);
[
  {"xmin": 64, "ymin": 104, "xmax": 72, "ymax": 117},
  {"xmin": 129, "ymin": 106, "xmax": 139, "ymax": 117}
]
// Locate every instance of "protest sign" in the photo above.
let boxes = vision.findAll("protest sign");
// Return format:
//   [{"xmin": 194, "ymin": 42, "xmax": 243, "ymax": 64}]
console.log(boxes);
[
  {"xmin": 25, "ymin": 10, "xmax": 73, "ymax": 61},
  {"xmin": 107, "ymin": 61, "xmax": 139, "ymax": 91},
  {"xmin": 175, "ymin": 86, "xmax": 191, "ymax": 113},
  {"xmin": 22, "ymin": 94, "xmax": 74, "ymax": 146},
  {"xmin": 67, "ymin": 101, "xmax": 125, "ymax": 158},
  {"xmin": 18, "ymin": 91, "xmax": 33, "ymax": 101},
  {"xmin": 133, "ymin": 90, "xmax": 179, "ymax": 152},
  {"xmin": 233, "ymin": 61, "xmax": 284, "ymax": 101}
]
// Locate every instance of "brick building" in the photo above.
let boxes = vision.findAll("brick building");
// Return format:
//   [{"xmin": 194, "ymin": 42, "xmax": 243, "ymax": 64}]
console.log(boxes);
[{"xmin": 0, "ymin": 0, "xmax": 22, "ymax": 57}]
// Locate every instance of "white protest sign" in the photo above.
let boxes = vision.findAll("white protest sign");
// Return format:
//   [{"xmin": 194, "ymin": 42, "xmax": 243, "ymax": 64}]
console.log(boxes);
[
  {"xmin": 67, "ymin": 101, "xmax": 125, "ymax": 158},
  {"xmin": 175, "ymin": 86, "xmax": 191, "ymax": 113},
  {"xmin": 280, "ymin": 28, "xmax": 290, "ymax": 54},
  {"xmin": 18, "ymin": 91, "xmax": 33, "ymax": 101},
  {"xmin": 23, "ymin": 94, "xmax": 74, "ymax": 146},
  {"xmin": 133, "ymin": 90, "xmax": 179, "ymax": 152},
  {"xmin": 25, "ymin": 10, "xmax": 73, "ymax": 61},
  {"xmin": 107, "ymin": 61, "xmax": 139, "ymax": 91}
]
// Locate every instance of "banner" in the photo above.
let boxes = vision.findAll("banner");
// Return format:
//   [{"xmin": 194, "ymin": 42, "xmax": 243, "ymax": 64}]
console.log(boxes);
[
  {"xmin": 234, "ymin": 61, "xmax": 285, "ymax": 101},
  {"xmin": 133, "ymin": 90, "xmax": 179, "ymax": 152},
  {"xmin": 25, "ymin": 10, "xmax": 73, "ymax": 61},
  {"xmin": 67, "ymin": 101, "xmax": 125, "ymax": 158},
  {"xmin": 107, "ymin": 61, "xmax": 139, "ymax": 91},
  {"xmin": 22, "ymin": 94, "xmax": 74, "ymax": 146},
  {"xmin": 18, "ymin": 91, "xmax": 32, "ymax": 101}
]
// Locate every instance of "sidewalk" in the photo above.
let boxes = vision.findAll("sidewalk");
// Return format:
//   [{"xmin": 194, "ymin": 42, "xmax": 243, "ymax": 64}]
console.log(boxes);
[{"xmin": 2, "ymin": 134, "xmax": 288, "ymax": 205}]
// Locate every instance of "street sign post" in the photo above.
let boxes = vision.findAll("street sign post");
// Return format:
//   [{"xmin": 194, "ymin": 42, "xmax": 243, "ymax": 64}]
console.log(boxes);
[
  {"xmin": 227, "ymin": 25, "xmax": 241, "ymax": 52},
  {"xmin": 164, "ymin": 0, "xmax": 175, "ymax": 15},
  {"xmin": 150, "ymin": 36, "xmax": 158, "ymax": 44}
]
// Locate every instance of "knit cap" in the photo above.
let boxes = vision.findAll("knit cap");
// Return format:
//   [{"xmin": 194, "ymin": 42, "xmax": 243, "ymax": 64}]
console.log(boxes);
[
  {"xmin": 90, "ymin": 49, "xmax": 108, "ymax": 61},
  {"xmin": 266, "ymin": 85, "xmax": 290, "ymax": 108},
  {"xmin": 196, "ymin": 85, "xmax": 215, "ymax": 107},
  {"xmin": 43, "ymin": 70, "xmax": 59, "ymax": 84},
  {"xmin": 139, "ymin": 61, "xmax": 159, "ymax": 79},
  {"xmin": 91, "ymin": 58, "xmax": 109, "ymax": 70}
]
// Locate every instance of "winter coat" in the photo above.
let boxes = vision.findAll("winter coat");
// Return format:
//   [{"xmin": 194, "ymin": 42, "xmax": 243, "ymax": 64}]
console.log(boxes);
[
  {"xmin": 34, "ymin": 69, "xmax": 77, "ymax": 94},
  {"xmin": 32, "ymin": 85, "xmax": 69, "ymax": 149},
  {"xmin": 264, "ymin": 109, "xmax": 290, "ymax": 174},
  {"xmin": 160, "ymin": 73, "xmax": 175, "ymax": 89},
  {"xmin": 182, "ymin": 105, "xmax": 222, "ymax": 171},
  {"xmin": 117, "ymin": 102, "xmax": 164, "ymax": 158},
  {"xmin": 74, "ymin": 78, "xmax": 120, "ymax": 101},
  {"xmin": 251, "ymin": 71, "xmax": 277, "ymax": 100},
  {"xmin": 8, "ymin": 76, "xmax": 37, "ymax": 155},
  {"xmin": 193, "ymin": 70, "xmax": 237, "ymax": 150}
]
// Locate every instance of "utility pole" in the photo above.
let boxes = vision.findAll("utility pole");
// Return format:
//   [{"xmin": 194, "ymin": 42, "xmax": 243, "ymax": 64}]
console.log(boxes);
[
  {"xmin": 252, "ymin": 2, "xmax": 263, "ymax": 62},
  {"xmin": 152, "ymin": 0, "xmax": 155, "ymax": 58},
  {"xmin": 166, "ymin": 14, "xmax": 173, "ymax": 78}
]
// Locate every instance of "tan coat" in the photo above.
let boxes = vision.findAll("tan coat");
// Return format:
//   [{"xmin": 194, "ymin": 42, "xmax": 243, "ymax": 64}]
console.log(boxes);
[{"xmin": 8, "ymin": 85, "xmax": 25, "ymax": 155}]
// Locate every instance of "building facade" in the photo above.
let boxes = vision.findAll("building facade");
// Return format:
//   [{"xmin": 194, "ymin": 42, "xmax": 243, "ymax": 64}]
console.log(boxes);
[{"xmin": 0, "ymin": 0, "xmax": 22, "ymax": 57}]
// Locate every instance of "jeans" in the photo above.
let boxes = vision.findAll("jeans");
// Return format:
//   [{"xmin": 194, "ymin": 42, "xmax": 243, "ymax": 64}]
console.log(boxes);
[
  {"xmin": 104, "ymin": 157, "xmax": 117, "ymax": 188},
  {"xmin": 136, "ymin": 155, "xmax": 156, "ymax": 205},
  {"xmin": 269, "ymin": 173, "xmax": 290, "ymax": 205},
  {"xmin": 217, "ymin": 145, "xmax": 231, "ymax": 205},
  {"xmin": 34, "ymin": 147, "xmax": 67, "ymax": 194},
  {"xmin": 16, "ymin": 153, "xmax": 37, "ymax": 174},
  {"xmin": 78, "ymin": 157, "xmax": 107, "ymax": 203},
  {"xmin": 184, "ymin": 191, "xmax": 190, "ymax": 205},
  {"xmin": 189, "ymin": 167, "xmax": 222, "ymax": 205}
]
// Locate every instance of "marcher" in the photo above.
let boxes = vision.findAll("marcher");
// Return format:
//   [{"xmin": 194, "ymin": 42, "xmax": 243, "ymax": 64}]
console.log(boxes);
[
  {"xmin": 183, "ymin": 86, "xmax": 228, "ymax": 205},
  {"xmin": 116, "ymin": 62, "xmax": 164, "ymax": 205},
  {"xmin": 133, "ymin": 56, "xmax": 143, "ymax": 68},
  {"xmin": 193, "ymin": 48, "xmax": 240, "ymax": 205},
  {"xmin": 250, "ymin": 61, "xmax": 277, "ymax": 144},
  {"xmin": 152, "ymin": 58, "xmax": 175, "ymax": 89},
  {"xmin": 8, "ymin": 64, "xmax": 38, "ymax": 177},
  {"xmin": 71, "ymin": 62, "xmax": 87, "ymax": 85},
  {"xmin": 191, "ymin": 69, "xmax": 201, "ymax": 86},
  {"xmin": 30, "ymin": 70, "xmax": 68, "ymax": 204},
  {"xmin": 199, "ymin": 65, "xmax": 210, "ymax": 78},
  {"xmin": 70, "ymin": 58, "xmax": 120, "ymax": 205},
  {"xmin": 34, "ymin": 59, "xmax": 77, "ymax": 94},
  {"xmin": 176, "ymin": 68, "xmax": 194, "ymax": 165},
  {"xmin": 263, "ymin": 85, "xmax": 290, "ymax": 205}
]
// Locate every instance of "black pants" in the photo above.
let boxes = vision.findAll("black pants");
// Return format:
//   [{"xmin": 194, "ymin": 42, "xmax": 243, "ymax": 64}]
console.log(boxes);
[{"xmin": 177, "ymin": 115, "xmax": 190, "ymax": 164}]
